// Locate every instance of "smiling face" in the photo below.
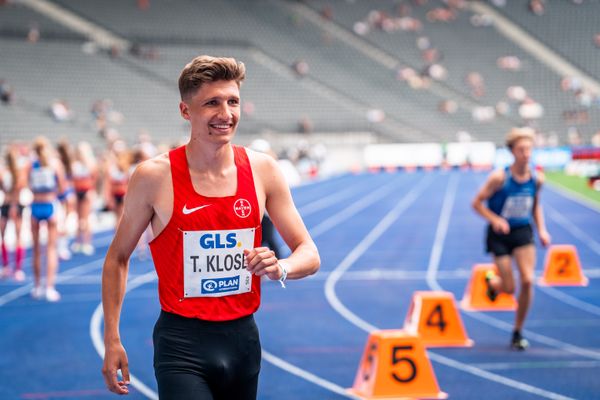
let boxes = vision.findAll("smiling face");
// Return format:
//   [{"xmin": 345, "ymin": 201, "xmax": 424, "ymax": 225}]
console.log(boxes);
[{"xmin": 179, "ymin": 80, "xmax": 241, "ymax": 144}]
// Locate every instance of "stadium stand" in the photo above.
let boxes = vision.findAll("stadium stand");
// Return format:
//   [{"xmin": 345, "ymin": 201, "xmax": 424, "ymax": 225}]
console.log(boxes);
[{"xmin": 1, "ymin": 0, "xmax": 598, "ymax": 147}]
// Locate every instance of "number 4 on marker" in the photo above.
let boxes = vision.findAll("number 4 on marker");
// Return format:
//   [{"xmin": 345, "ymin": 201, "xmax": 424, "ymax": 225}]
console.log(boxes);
[{"xmin": 426, "ymin": 304, "xmax": 447, "ymax": 332}]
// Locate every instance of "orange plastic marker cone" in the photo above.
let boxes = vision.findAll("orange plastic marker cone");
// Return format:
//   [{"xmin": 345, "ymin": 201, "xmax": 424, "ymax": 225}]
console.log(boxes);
[
  {"xmin": 538, "ymin": 245, "xmax": 588, "ymax": 286},
  {"xmin": 348, "ymin": 330, "xmax": 447, "ymax": 400},
  {"xmin": 404, "ymin": 291, "xmax": 474, "ymax": 347},
  {"xmin": 460, "ymin": 264, "xmax": 517, "ymax": 311}
]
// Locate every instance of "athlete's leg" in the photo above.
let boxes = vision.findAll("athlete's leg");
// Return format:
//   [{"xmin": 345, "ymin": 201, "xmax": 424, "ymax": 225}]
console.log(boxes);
[
  {"xmin": 0, "ymin": 214, "xmax": 8, "ymax": 271},
  {"xmin": 156, "ymin": 370, "xmax": 214, "ymax": 400},
  {"xmin": 31, "ymin": 217, "xmax": 41, "ymax": 289},
  {"xmin": 81, "ymin": 192, "xmax": 92, "ymax": 247},
  {"xmin": 210, "ymin": 317, "xmax": 261, "ymax": 400},
  {"xmin": 490, "ymin": 255, "xmax": 515, "ymax": 294},
  {"xmin": 14, "ymin": 208, "xmax": 24, "ymax": 275},
  {"xmin": 513, "ymin": 244, "xmax": 536, "ymax": 331},
  {"xmin": 45, "ymin": 217, "xmax": 59, "ymax": 291}
]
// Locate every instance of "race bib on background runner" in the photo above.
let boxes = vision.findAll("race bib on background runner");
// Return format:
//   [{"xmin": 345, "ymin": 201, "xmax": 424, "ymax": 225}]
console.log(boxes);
[
  {"xmin": 501, "ymin": 195, "xmax": 533, "ymax": 220},
  {"xmin": 183, "ymin": 228, "xmax": 254, "ymax": 298}
]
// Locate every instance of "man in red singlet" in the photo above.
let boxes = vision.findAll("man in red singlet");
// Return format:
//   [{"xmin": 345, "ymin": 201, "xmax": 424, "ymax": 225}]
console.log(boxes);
[{"xmin": 101, "ymin": 55, "xmax": 320, "ymax": 399}]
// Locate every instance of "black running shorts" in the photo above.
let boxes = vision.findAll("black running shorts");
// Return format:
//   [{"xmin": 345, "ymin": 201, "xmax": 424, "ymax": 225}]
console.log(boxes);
[
  {"xmin": 153, "ymin": 310, "xmax": 261, "ymax": 400},
  {"xmin": 486, "ymin": 224, "xmax": 534, "ymax": 257}
]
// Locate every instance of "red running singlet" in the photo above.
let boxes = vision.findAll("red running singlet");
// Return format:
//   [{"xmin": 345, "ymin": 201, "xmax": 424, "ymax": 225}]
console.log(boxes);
[{"xmin": 149, "ymin": 145, "xmax": 262, "ymax": 321}]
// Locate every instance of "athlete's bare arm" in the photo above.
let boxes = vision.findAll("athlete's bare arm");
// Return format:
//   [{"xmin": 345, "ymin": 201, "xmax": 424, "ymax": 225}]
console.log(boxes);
[
  {"xmin": 472, "ymin": 169, "xmax": 510, "ymax": 234},
  {"xmin": 532, "ymin": 171, "xmax": 551, "ymax": 247},
  {"xmin": 245, "ymin": 152, "xmax": 320, "ymax": 281},
  {"xmin": 101, "ymin": 157, "xmax": 167, "ymax": 395}
]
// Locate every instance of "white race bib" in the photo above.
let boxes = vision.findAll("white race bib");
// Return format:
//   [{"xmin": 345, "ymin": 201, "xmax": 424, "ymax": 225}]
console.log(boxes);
[
  {"xmin": 30, "ymin": 167, "xmax": 55, "ymax": 191},
  {"xmin": 501, "ymin": 195, "xmax": 533, "ymax": 219},
  {"xmin": 182, "ymin": 228, "xmax": 254, "ymax": 298}
]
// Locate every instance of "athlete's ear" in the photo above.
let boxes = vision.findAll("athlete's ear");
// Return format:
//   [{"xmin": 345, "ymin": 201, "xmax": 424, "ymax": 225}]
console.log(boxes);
[{"xmin": 179, "ymin": 101, "xmax": 190, "ymax": 121}]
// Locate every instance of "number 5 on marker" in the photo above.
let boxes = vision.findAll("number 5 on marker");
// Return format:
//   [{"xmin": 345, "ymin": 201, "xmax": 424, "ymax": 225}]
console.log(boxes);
[{"xmin": 348, "ymin": 330, "xmax": 447, "ymax": 399}]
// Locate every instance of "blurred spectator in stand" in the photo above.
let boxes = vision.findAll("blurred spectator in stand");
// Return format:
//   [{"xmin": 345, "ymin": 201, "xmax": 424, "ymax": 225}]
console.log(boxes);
[
  {"xmin": 367, "ymin": 109, "xmax": 385, "ymax": 123},
  {"xmin": 422, "ymin": 47, "xmax": 442, "ymax": 64},
  {"xmin": 496, "ymin": 101, "xmax": 511, "ymax": 116},
  {"xmin": 567, "ymin": 127, "xmax": 583, "ymax": 146},
  {"xmin": 397, "ymin": 2, "xmax": 411, "ymax": 17},
  {"xmin": 591, "ymin": 131, "xmax": 600, "ymax": 147},
  {"xmin": 137, "ymin": 0, "xmax": 149, "ymax": 11},
  {"xmin": 507, "ymin": 85, "xmax": 528, "ymax": 102},
  {"xmin": 27, "ymin": 24, "xmax": 40, "ymax": 43},
  {"xmin": 0, "ymin": 80, "xmax": 14, "ymax": 105},
  {"xmin": 298, "ymin": 116, "xmax": 313, "ymax": 134},
  {"xmin": 562, "ymin": 109, "xmax": 589, "ymax": 125},
  {"xmin": 470, "ymin": 13, "xmax": 494, "ymax": 27},
  {"xmin": 242, "ymin": 101, "xmax": 255, "ymax": 117},
  {"xmin": 519, "ymin": 97, "xmax": 544, "ymax": 120},
  {"xmin": 426, "ymin": 7, "xmax": 457, "ymax": 23},
  {"xmin": 422, "ymin": 63, "xmax": 447, "ymax": 81},
  {"xmin": 130, "ymin": 43, "xmax": 160, "ymax": 60},
  {"xmin": 321, "ymin": 5, "xmax": 333, "ymax": 21},
  {"xmin": 594, "ymin": 33, "xmax": 600, "ymax": 49},
  {"xmin": 439, "ymin": 100, "xmax": 458, "ymax": 114},
  {"xmin": 497, "ymin": 56, "xmax": 522, "ymax": 71},
  {"xmin": 466, "ymin": 72, "xmax": 485, "ymax": 97},
  {"xmin": 292, "ymin": 59, "xmax": 310, "ymax": 77},
  {"xmin": 529, "ymin": 0, "xmax": 545, "ymax": 15},
  {"xmin": 50, "ymin": 100, "xmax": 74, "ymax": 122}
]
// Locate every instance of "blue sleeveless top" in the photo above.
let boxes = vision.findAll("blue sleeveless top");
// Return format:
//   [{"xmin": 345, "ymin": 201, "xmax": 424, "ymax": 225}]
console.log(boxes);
[
  {"xmin": 30, "ymin": 160, "xmax": 58, "ymax": 194},
  {"xmin": 488, "ymin": 166, "xmax": 537, "ymax": 228}
]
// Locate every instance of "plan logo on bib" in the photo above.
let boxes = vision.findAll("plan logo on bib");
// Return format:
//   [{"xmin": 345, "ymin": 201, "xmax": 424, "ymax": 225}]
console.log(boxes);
[
  {"xmin": 234, "ymin": 198, "xmax": 251, "ymax": 218},
  {"xmin": 201, "ymin": 276, "xmax": 240, "ymax": 294}
]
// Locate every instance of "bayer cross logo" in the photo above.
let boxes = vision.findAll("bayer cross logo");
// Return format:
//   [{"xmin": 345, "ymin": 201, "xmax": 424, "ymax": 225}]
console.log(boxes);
[
  {"xmin": 233, "ymin": 198, "xmax": 251, "ymax": 218},
  {"xmin": 202, "ymin": 280, "xmax": 217, "ymax": 292}
]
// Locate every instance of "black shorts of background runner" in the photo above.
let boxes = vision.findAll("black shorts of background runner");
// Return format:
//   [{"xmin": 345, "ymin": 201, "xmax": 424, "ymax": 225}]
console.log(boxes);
[
  {"xmin": 153, "ymin": 310, "xmax": 261, "ymax": 400},
  {"xmin": 486, "ymin": 224, "xmax": 534, "ymax": 257},
  {"xmin": 0, "ymin": 204, "xmax": 24, "ymax": 218}
]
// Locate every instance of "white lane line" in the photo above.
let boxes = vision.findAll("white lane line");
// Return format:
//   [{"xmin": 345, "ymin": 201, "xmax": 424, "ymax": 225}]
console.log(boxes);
[
  {"xmin": 426, "ymin": 174, "xmax": 459, "ymax": 292},
  {"xmin": 299, "ymin": 184, "xmax": 374, "ymax": 217},
  {"xmin": 472, "ymin": 360, "xmax": 600, "ymax": 371},
  {"xmin": 538, "ymin": 286, "xmax": 600, "ymax": 317},
  {"xmin": 90, "ymin": 271, "xmax": 159, "ymax": 400},
  {"xmin": 546, "ymin": 182, "xmax": 600, "ymax": 214},
  {"xmin": 310, "ymin": 175, "xmax": 422, "ymax": 239},
  {"xmin": 545, "ymin": 204, "xmax": 600, "ymax": 254},
  {"xmin": 326, "ymin": 174, "xmax": 574, "ymax": 400},
  {"xmin": 261, "ymin": 351, "xmax": 353, "ymax": 397},
  {"xmin": 325, "ymin": 177, "xmax": 432, "ymax": 333},
  {"xmin": 5, "ymin": 268, "xmax": 599, "ymax": 286}
]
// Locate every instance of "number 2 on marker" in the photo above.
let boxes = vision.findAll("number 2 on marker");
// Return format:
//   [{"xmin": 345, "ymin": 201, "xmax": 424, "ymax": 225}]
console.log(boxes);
[{"xmin": 556, "ymin": 253, "xmax": 570, "ymax": 275}]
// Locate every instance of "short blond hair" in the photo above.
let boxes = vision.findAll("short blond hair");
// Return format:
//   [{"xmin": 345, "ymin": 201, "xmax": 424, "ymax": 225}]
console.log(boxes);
[
  {"xmin": 506, "ymin": 127, "xmax": 535, "ymax": 148},
  {"xmin": 178, "ymin": 55, "xmax": 246, "ymax": 101}
]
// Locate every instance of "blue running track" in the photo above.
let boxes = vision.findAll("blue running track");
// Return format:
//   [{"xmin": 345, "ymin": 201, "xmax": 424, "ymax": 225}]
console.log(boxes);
[{"xmin": 1, "ymin": 170, "xmax": 599, "ymax": 399}]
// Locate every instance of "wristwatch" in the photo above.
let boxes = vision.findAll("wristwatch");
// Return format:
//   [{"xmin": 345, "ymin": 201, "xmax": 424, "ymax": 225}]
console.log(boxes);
[{"xmin": 278, "ymin": 260, "xmax": 288, "ymax": 288}]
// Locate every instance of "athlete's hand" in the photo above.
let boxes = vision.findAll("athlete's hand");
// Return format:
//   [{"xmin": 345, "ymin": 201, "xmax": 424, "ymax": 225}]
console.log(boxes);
[
  {"xmin": 102, "ymin": 341, "xmax": 130, "ymax": 395},
  {"xmin": 244, "ymin": 247, "xmax": 282, "ymax": 281},
  {"xmin": 491, "ymin": 217, "xmax": 510, "ymax": 235},
  {"xmin": 539, "ymin": 229, "xmax": 551, "ymax": 247}
]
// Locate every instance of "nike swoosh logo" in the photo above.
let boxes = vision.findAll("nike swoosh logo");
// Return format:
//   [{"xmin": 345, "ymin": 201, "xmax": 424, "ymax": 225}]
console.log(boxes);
[{"xmin": 182, "ymin": 204, "xmax": 211, "ymax": 215}]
